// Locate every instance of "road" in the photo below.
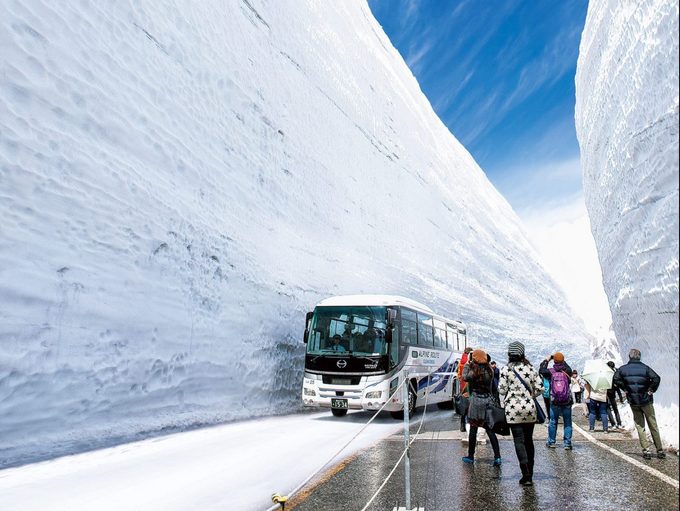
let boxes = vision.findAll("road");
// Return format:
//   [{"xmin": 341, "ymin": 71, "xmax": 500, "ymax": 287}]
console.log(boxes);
[{"xmin": 289, "ymin": 406, "xmax": 679, "ymax": 511}]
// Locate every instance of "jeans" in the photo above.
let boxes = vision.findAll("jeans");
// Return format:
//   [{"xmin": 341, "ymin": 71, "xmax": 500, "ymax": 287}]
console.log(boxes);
[
  {"xmin": 588, "ymin": 400, "xmax": 608, "ymax": 431},
  {"xmin": 510, "ymin": 423, "xmax": 535, "ymax": 467},
  {"xmin": 548, "ymin": 403, "xmax": 573, "ymax": 446},
  {"xmin": 468, "ymin": 425, "xmax": 501, "ymax": 459},
  {"xmin": 631, "ymin": 403, "xmax": 663, "ymax": 452}
]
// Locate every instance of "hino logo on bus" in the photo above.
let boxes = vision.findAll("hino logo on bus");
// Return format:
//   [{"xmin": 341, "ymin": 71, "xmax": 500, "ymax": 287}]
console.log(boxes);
[{"xmin": 336, "ymin": 360, "xmax": 347, "ymax": 369}]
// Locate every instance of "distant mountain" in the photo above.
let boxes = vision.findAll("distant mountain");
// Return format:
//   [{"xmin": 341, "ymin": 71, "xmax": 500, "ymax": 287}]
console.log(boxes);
[{"xmin": 0, "ymin": 0, "xmax": 590, "ymax": 466}]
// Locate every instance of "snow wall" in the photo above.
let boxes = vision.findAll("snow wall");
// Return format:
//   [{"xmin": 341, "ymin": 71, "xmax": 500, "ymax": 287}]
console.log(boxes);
[
  {"xmin": 575, "ymin": 0, "xmax": 679, "ymax": 448},
  {"xmin": 0, "ymin": 0, "xmax": 591, "ymax": 466}
]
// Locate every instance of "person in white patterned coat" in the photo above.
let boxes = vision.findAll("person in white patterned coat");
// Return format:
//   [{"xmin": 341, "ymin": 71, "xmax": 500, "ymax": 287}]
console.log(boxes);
[{"xmin": 498, "ymin": 341, "xmax": 544, "ymax": 486}]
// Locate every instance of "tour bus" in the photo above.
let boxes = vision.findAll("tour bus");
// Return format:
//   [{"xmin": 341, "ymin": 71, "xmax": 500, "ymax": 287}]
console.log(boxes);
[{"xmin": 301, "ymin": 295, "xmax": 467, "ymax": 418}]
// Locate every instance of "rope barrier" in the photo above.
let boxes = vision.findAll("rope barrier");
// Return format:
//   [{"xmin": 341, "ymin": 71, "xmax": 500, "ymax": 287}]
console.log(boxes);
[
  {"xmin": 266, "ymin": 377, "xmax": 410, "ymax": 511},
  {"xmin": 359, "ymin": 373, "xmax": 435, "ymax": 511},
  {"xmin": 268, "ymin": 369, "xmax": 458, "ymax": 510}
]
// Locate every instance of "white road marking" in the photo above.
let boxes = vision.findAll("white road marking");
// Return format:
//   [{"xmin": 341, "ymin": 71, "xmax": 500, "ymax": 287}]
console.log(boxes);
[{"xmin": 572, "ymin": 423, "xmax": 679, "ymax": 490}]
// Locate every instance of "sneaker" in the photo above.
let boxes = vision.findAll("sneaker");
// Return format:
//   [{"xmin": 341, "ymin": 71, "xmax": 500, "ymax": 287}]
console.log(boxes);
[
  {"xmin": 462, "ymin": 456, "xmax": 474, "ymax": 464},
  {"xmin": 546, "ymin": 442, "xmax": 556, "ymax": 448},
  {"xmin": 603, "ymin": 429, "xmax": 609, "ymax": 434},
  {"xmin": 493, "ymin": 457, "xmax": 502, "ymax": 466},
  {"xmin": 588, "ymin": 428, "xmax": 594, "ymax": 431},
  {"xmin": 564, "ymin": 445, "xmax": 573, "ymax": 450},
  {"xmin": 657, "ymin": 451, "xmax": 667, "ymax": 460},
  {"xmin": 643, "ymin": 451, "xmax": 652, "ymax": 460}
]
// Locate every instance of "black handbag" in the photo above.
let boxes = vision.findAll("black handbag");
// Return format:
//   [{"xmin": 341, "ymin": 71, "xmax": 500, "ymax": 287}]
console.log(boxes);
[
  {"xmin": 454, "ymin": 394, "xmax": 469, "ymax": 416},
  {"xmin": 512, "ymin": 368, "xmax": 546, "ymax": 424},
  {"xmin": 486, "ymin": 401, "xmax": 510, "ymax": 435}
]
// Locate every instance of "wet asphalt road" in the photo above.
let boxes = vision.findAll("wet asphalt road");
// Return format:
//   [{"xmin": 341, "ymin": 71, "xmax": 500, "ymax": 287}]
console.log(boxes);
[{"xmin": 286, "ymin": 406, "xmax": 679, "ymax": 511}]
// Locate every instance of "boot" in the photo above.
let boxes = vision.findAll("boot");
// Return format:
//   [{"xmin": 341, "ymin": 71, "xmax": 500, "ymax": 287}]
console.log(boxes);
[{"xmin": 519, "ymin": 463, "xmax": 533, "ymax": 486}]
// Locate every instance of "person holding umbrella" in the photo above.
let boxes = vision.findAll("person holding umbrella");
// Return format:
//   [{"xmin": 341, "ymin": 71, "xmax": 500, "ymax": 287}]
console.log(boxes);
[
  {"xmin": 581, "ymin": 358, "xmax": 611, "ymax": 433},
  {"xmin": 613, "ymin": 349, "xmax": 665, "ymax": 459}
]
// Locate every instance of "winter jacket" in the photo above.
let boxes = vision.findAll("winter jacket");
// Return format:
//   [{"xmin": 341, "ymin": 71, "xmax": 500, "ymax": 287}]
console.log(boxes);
[
  {"xmin": 498, "ymin": 362, "xmax": 544, "ymax": 424},
  {"xmin": 463, "ymin": 362, "xmax": 495, "ymax": 425},
  {"xmin": 539, "ymin": 359, "xmax": 573, "ymax": 404},
  {"xmin": 613, "ymin": 360, "xmax": 660, "ymax": 406},
  {"xmin": 457, "ymin": 352, "xmax": 470, "ymax": 395}
]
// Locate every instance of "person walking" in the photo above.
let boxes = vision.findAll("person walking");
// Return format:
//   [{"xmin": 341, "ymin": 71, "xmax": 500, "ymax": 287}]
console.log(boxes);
[
  {"xmin": 613, "ymin": 349, "xmax": 665, "ymax": 459},
  {"xmin": 490, "ymin": 360, "xmax": 500, "ymax": 394},
  {"xmin": 457, "ymin": 347, "xmax": 473, "ymax": 432},
  {"xmin": 541, "ymin": 374, "xmax": 551, "ymax": 421},
  {"xmin": 540, "ymin": 352, "xmax": 574, "ymax": 449},
  {"xmin": 498, "ymin": 341, "xmax": 544, "ymax": 486},
  {"xmin": 461, "ymin": 349, "xmax": 502, "ymax": 466},
  {"xmin": 584, "ymin": 381, "xmax": 609, "ymax": 433},
  {"xmin": 571, "ymin": 370, "xmax": 583, "ymax": 403},
  {"xmin": 606, "ymin": 361, "xmax": 624, "ymax": 429}
]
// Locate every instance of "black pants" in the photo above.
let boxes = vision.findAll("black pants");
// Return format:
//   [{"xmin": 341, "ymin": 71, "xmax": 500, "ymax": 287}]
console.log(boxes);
[
  {"xmin": 468, "ymin": 425, "xmax": 501, "ymax": 459},
  {"xmin": 509, "ymin": 423, "xmax": 535, "ymax": 466},
  {"xmin": 573, "ymin": 391, "xmax": 582, "ymax": 403},
  {"xmin": 543, "ymin": 397, "xmax": 551, "ymax": 416},
  {"xmin": 608, "ymin": 394, "xmax": 621, "ymax": 425}
]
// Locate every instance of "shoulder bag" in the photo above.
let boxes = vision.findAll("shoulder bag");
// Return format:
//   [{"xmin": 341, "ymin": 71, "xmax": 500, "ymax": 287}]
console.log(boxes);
[{"xmin": 512, "ymin": 368, "xmax": 546, "ymax": 424}]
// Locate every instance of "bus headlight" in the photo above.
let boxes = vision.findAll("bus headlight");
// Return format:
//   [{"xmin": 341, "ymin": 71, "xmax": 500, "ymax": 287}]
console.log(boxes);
[
  {"xmin": 365, "ymin": 391, "xmax": 382, "ymax": 399},
  {"xmin": 303, "ymin": 387, "xmax": 316, "ymax": 397}
]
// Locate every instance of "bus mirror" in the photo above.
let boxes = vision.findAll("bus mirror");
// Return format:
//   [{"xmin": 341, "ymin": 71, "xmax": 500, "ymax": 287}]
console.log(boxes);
[
  {"xmin": 303, "ymin": 311, "xmax": 313, "ymax": 344},
  {"xmin": 387, "ymin": 308, "xmax": 397, "ymax": 326},
  {"xmin": 385, "ymin": 328, "xmax": 393, "ymax": 344}
]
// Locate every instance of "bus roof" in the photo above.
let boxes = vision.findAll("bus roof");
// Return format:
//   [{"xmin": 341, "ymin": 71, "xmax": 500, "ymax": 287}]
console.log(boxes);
[
  {"xmin": 315, "ymin": 295, "xmax": 466, "ymax": 328},
  {"xmin": 317, "ymin": 294, "xmax": 433, "ymax": 311}
]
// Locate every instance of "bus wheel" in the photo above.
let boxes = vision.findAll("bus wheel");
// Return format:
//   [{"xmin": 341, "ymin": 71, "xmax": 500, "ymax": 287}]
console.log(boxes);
[
  {"xmin": 390, "ymin": 382, "xmax": 416, "ymax": 420},
  {"xmin": 331, "ymin": 408, "xmax": 348, "ymax": 417}
]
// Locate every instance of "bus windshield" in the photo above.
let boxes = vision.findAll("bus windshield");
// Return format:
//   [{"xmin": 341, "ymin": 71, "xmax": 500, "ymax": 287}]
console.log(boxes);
[{"xmin": 306, "ymin": 306, "xmax": 389, "ymax": 356}]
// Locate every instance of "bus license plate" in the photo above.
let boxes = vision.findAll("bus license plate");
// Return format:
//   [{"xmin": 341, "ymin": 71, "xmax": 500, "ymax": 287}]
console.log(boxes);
[{"xmin": 331, "ymin": 398, "xmax": 348, "ymax": 409}]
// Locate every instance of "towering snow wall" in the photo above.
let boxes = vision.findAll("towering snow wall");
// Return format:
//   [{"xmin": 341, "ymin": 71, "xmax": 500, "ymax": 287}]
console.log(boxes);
[
  {"xmin": 0, "ymin": 0, "xmax": 590, "ymax": 466},
  {"xmin": 575, "ymin": 0, "xmax": 679, "ymax": 448}
]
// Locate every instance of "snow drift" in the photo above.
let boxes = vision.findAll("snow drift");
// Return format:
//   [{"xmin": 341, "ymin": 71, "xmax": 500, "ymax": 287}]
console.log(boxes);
[
  {"xmin": 1, "ymin": 0, "xmax": 590, "ymax": 466},
  {"xmin": 575, "ymin": 0, "xmax": 679, "ymax": 448}
]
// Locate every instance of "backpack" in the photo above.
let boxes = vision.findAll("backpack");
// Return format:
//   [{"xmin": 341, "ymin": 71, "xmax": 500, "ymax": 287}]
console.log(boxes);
[
  {"xmin": 550, "ymin": 368, "xmax": 571, "ymax": 404},
  {"xmin": 542, "ymin": 376, "xmax": 551, "ymax": 399}
]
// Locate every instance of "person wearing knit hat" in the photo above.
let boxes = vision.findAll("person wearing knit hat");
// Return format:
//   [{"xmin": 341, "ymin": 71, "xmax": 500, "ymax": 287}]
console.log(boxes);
[
  {"xmin": 540, "ymin": 352, "xmax": 574, "ymax": 449},
  {"xmin": 498, "ymin": 341, "xmax": 544, "ymax": 486},
  {"xmin": 461, "ymin": 349, "xmax": 502, "ymax": 467}
]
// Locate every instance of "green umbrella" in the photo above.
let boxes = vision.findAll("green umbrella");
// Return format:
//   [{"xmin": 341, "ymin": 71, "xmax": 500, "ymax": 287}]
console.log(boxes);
[{"xmin": 582, "ymin": 359, "xmax": 614, "ymax": 392}]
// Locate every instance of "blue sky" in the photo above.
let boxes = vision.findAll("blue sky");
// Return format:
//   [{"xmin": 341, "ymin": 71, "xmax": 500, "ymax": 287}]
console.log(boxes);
[{"xmin": 368, "ymin": 0, "xmax": 589, "ymax": 216}]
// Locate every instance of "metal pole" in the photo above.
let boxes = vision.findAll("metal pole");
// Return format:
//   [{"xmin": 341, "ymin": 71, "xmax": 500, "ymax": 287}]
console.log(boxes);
[{"xmin": 402, "ymin": 370, "xmax": 411, "ymax": 510}]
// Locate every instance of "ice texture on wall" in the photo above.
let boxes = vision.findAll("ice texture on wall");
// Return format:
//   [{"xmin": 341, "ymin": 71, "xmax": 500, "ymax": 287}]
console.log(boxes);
[
  {"xmin": 0, "ymin": 0, "xmax": 590, "ymax": 466},
  {"xmin": 575, "ymin": 0, "xmax": 679, "ymax": 448}
]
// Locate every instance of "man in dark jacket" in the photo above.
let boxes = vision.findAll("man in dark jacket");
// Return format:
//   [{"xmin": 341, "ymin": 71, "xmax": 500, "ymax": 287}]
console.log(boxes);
[
  {"xmin": 540, "ymin": 352, "xmax": 573, "ymax": 449},
  {"xmin": 613, "ymin": 349, "xmax": 665, "ymax": 459}
]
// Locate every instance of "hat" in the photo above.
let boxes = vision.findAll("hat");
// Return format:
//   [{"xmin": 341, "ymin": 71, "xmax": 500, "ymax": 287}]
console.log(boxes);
[
  {"xmin": 471, "ymin": 349, "xmax": 487, "ymax": 364},
  {"xmin": 607, "ymin": 361, "xmax": 615, "ymax": 369},
  {"xmin": 508, "ymin": 341, "xmax": 525, "ymax": 357},
  {"xmin": 553, "ymin": 352, "xmax": 564, "ymax": 363}
]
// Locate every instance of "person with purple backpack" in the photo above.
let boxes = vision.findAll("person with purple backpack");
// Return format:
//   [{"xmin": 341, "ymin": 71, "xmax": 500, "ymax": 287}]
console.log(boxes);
[{"xmin": 539, "ymin": 352, "xmax": 574, "ymax": 449}]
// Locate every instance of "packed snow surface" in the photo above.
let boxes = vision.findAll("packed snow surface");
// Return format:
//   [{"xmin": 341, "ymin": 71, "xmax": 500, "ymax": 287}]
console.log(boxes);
[
  {"xmin": 0, "ymin": 410, "xmax": 405, "ymax": 511},
  {"xmin": 1, "ymin": 0, "xmax": 590, "ymax": 465},
  {"xmin": 575, "ymin": 0, "xmax": 679, "ymax": 448}
]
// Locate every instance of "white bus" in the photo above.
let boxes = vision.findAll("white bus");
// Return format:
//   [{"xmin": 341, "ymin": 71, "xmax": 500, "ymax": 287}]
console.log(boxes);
[{"xmin": 301, "ymin": 295, "xmax": 468, "ymax": 418}]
